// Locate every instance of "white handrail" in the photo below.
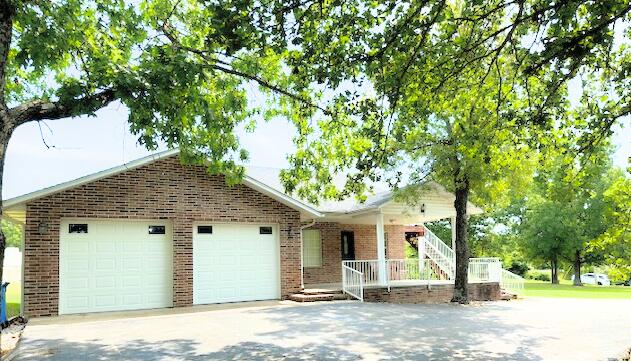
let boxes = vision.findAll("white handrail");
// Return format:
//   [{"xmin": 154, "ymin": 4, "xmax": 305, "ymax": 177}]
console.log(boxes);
[
  {"xmin": 501, "ymin": 269, "xmax": 525, "ymax": 295},
  {"xmin": 422, "ymin": 226, "xmax": 456, "ymax": 278},
  {"xmin": 342, "ymin": 265, "xmax": 364, "ymax": 301},
  {"xmin": 342, "ymin": 260, "xmax": 380, "ymax": 286}
]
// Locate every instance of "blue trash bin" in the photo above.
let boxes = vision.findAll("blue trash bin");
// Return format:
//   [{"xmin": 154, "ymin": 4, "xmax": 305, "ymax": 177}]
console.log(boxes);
[{"xmin": 1, "ymin": 282, "xmax": 9, "ymax": 325}]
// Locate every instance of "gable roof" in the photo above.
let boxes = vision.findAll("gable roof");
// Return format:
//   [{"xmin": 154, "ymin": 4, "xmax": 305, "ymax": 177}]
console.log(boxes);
[
  {"xmin": 3, "ymin": 149, "xmax": 483, "ymax": 219},
  {"xmin": 2, "ymin": 149, "xmax": 323, "ymax": 218}
]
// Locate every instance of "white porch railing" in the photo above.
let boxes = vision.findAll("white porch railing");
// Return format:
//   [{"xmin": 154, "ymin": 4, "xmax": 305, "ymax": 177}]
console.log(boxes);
[
  {"xmin": 342, "ymin": 258, "xmax": 517, "ymax": 288},
  {"xmin": 501, "ymin": 269, "xmax": 525, "ymax": 295},
  {"xmin": 341, "ymin": 227, "xmax": 525, "ymax": 298},
  {"xmin": 342, "ymin": 265, "xmax": 364, "ymax": 301},
  {"xmin": 342, "ymin": 260, "xmax": 380, "ymax": 286},
  {"xmin": 468, "ymin": 257, "xmax": 502, "ymax": 283}
]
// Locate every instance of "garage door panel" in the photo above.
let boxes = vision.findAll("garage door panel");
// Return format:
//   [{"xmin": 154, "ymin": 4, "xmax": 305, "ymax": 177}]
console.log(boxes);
[
  {"xmin": 60, "ymin": 219, "xmax": 173, "ymax": 314},
  {"xmin": 95, "ymin": 258, "xmax": 116, "ymax": 272},
  {"xmin": 67, "ymin": 259, "xmax": 90, "ymax": 272},
  {"xmin": 122, "ymin": 294, "xmax": 143, "ymax": 305},
  {"xmin": 193, "ymin": 224, "xmax": 280, "ymax": 304},
  {"xmin": 122, "ymin": 257, "xmax": 142, "ymax": 271},
  {"xmin": 123, "ymin": 241, "xmax": 143, "ymax": 253},
  {"xmin": 65, "ymin": 277, "xmax": 89, "ymax": 290},
  {"xmin": 66, "ymin": 296, "xmax": 90, "ymax": 310},
  {"xmin": 121, "ymin": 275, "xmax": 142, "ymax": 288},
  {"xmin": 94, "ymin": 295, "xmax": 117, "ymax": 308}
]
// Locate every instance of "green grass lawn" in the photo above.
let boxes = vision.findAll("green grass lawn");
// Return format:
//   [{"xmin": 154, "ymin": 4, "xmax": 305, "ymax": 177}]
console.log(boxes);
[
  {"xmin": 524, "ymin": 279, "xmax": 631, "ymax": 299},
  {"xmin": 3, "ymin": 281, "xmax": 21, "ymax": 318}
]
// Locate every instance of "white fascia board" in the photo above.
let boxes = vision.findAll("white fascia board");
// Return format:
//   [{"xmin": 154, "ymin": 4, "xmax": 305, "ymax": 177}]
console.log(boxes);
[
  {"xmin": 242, "ymin": 176, "xmax": 323, "ymax": 218},
  {"xmin": 3, "ymin": 149, "xmax": 180, "ymax": 209}
]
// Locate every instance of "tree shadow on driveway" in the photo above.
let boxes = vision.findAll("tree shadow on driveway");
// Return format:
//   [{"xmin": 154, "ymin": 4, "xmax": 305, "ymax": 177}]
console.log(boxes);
[
  {"xmin": 14, "ymin": 338, "xmax": 362, "ymax": 360},
  {"xmin": 247, "ymin": 301, "xmax": 549, "ymax": 360},
  {"xmin": 13, "ymin": 301, "xmax": 552, "ymax": 360}
]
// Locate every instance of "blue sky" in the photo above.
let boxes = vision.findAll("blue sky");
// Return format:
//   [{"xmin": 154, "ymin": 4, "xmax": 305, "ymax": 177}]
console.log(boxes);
[{"xmin": 3, "ymin": 100, "xmax": 629, "ymax": 200}]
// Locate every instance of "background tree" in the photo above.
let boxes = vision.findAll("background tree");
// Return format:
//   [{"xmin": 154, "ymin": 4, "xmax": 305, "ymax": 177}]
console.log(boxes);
[
  {"xmin": 0, "ymin": 220, "xmax": 20, "ymax": 249},
  {"xmin": 519, "ymin": 143, "xmax": 616, "ymax": 285},
  {"xmin": 594, "ymin": 168, "xmax": 631, "ymax": 281}
]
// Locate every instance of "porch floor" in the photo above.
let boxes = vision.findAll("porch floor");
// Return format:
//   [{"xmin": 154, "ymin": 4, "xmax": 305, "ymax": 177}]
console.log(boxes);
[{"xmin": 305, "ymin": 279, "xmax": 457, "ymax": 292}]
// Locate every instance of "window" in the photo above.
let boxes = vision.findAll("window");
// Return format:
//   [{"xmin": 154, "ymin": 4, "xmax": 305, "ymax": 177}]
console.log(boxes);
[
  {"xmin": 148, "ymin": 225, "xmax": 166, "ymax": 234},
  {"xmin": 69, "ymin": 224, "xmax": 88, "ymax": 234},
  {"xmin": 197, "ymin": 226, "xmax": 213, "ymax": 234},
  {"xmin": 303, "ymin": 229, "xmax": 322, "ymax": 267},
  {"xmin": 259, "ymin": 226, "xmax": 273, "ymax": 235}
]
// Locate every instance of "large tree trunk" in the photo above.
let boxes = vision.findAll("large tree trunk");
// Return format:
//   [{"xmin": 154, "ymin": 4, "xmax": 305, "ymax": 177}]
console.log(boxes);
[
  {"xmin": 0, "ymin": 133, "xmax": 6, "ymax": 291},
  {"xmin": 573, "ymin": 250, "xmax": 582, "ymax": 286},
  {"xmin": 0, "ymin": 1, "xmax": 15, "ymax": 304},
  {"xmin": 551, "ymin": 257, "xmax": 559, "ymax": 284},
  {"xmin": 451, "ymin": 177, "xmax": 470, "ymax": 304}
]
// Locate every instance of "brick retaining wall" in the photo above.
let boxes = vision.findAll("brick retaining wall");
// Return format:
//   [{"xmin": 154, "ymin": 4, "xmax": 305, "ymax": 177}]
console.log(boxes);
[{"xmin": 363, "ymin": 282, "xmax": 501, "ymax": 303}]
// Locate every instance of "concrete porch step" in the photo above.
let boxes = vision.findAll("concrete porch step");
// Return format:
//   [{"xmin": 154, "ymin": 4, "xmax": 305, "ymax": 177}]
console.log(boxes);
[
  {"xmin": 289, "ymin": 290, "xmax": 350, "ymax": 302},
  {"xmin": 500, "ymin": 291, "xmax": 518, "ymax": 300}
]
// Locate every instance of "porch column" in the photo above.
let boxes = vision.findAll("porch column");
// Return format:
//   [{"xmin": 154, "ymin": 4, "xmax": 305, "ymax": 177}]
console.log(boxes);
[
  {"xmin": 418, "ymin": 234, "xmax": 425, "ymax": 272},
  {"xmin": 376, "ymin": 212, "xmax": 387, "ymax": 286},
  {"xmin": 450, "ymin": 216, "xmax": 457, "ymax": 252}
]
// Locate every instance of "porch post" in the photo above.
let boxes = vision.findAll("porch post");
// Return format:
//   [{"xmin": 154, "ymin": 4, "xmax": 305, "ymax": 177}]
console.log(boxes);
[
  {"xmin": 450, "ymin": 216, "xmax": 457, "ymax": 251},
  {"xmin": 418, "ymin": 234, "xmax": 425, "ymax": 279},
  {"xmin": 376, "ymin": 212, "xmax": 387, "ymax": 286}
]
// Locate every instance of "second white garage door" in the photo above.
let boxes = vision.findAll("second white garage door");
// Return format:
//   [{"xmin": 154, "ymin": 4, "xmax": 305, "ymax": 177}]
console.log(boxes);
[{"xmin": 193, "ymin": 223, "xmax": 280, "ymax": 304}]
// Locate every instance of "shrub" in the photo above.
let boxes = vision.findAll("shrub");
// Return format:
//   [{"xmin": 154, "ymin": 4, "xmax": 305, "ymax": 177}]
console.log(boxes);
[
  {"xmin": 526, "ymin": 270, "xmax": 551, "ymax": 282},
  {"xmin": 534, "ymin": 273, "xmax": 551, "ymax": 282},
  {"xmin": 507, "ymin": 261, "xmax": 529, "ymax": 277}
]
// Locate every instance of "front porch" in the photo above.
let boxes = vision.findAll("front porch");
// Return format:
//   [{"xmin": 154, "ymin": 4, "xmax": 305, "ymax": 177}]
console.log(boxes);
[
  {"xmin": 299, "ymin": 186, "xmax": 525, "ymax": 303},
  {"xmin": 301, "ymin": 219, "xmax": 524, "ymax": 302}
]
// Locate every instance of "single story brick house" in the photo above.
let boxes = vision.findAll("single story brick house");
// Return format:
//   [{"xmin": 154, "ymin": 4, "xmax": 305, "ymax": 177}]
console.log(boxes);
[{"xmin": 4, "ymin": 149, "xmax": 515, "ymax": 318}]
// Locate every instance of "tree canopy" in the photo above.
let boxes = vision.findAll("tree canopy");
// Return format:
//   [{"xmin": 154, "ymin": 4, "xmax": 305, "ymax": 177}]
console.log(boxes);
[{"xmin": 0, "ymin": 0, "xmax": 629, "ymax": 300}]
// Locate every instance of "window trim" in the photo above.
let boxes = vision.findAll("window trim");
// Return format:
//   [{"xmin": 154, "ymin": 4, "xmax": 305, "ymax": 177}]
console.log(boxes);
[{"xmin": 303, "ymin": 229, "xmax": 322, "ymax": 268}]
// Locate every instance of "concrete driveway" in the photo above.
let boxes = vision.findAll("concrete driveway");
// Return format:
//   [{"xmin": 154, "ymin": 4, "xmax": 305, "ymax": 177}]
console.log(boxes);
[{"xmin": 11, "ymin": 298, "xmax": 631, "ymax": 360}]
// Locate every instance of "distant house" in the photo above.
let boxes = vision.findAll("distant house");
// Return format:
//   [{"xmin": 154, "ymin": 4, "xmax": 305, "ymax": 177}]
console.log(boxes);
[{"xmin": 3, "ymin": 149, "xmax": 520, "ymax": 318}]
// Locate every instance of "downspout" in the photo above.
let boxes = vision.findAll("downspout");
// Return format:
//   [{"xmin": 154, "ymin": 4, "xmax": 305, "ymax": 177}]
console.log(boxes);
[
  {"xmin": 20, "ymin": 221, "xmax": 25, "ymax": 316},
  {"xmin": 299, "ymin": 219, "xmax": 316, "ymax": 289}
]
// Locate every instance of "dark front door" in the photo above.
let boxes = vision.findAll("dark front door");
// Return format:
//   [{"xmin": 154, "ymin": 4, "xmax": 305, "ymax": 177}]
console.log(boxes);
[{"xmin": 341, "ymin": 231, "xmax": 355, "ymax": 260}]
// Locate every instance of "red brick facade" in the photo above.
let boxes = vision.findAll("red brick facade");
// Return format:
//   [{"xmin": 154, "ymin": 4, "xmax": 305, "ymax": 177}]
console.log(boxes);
[
  {"xmin": 22, "ymin": 154, "xmax": 432, "ymax": 317},
  {"xmin": 23, "ymin": 156, "xmax": 302, "ymax": 317},
  {"xmin": 303, "ymin": 223, "xmax": 423, "ymax": 285},
  {"xmin": 363, "ymin": 283, "xmax": 501, "ymax": 303}
]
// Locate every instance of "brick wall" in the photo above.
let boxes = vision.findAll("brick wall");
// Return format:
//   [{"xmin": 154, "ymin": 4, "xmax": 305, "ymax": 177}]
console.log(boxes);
[
  {"xmin": 23, "ymin": 155, "xmax": 301, "ymax": 317},
  {"xmin": 363, "ymin": 282, "xmax": 501, "ymax": 303},
  {"xmin": 302, "ymin": 223, "xmax": 414, "ymax": 285}
]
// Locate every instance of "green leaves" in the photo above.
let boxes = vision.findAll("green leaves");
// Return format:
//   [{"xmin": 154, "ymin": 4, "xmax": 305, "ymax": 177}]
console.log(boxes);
[{"xmin": 4, "ymin": 0, "xmax": 324, "ymax": 184}]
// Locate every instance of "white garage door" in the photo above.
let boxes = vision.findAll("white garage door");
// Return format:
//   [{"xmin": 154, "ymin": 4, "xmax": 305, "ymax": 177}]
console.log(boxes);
[
  {"xmin": 193, "ymin": 223, "xmax": 280, "ymax": 304},
  {"xmin": 59, "ymin": 219, "xmax": 173, "ymax": 314}
]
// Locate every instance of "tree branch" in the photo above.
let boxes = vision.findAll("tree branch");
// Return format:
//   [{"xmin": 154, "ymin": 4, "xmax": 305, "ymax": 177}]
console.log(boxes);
[
  {"xmin": 10, "ymin": 89, "xmax": 118, "ymax": 125},
  {"xmin": 159, "ymin": 24, "xmax": 331, "ymax": 116}
]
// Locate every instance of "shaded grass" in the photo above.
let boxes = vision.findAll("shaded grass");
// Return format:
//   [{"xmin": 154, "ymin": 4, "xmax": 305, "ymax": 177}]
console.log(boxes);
[
  {"xmin": 525, "ymin": 279, "xmax": 631, "ymax": 299},
  {"xmin": 5, "ymin": 303, "xmax": 20, "ymax": 318},
  {"xmin": 3, "ymin": 281, "xmax": 21, "ymax": 318}
]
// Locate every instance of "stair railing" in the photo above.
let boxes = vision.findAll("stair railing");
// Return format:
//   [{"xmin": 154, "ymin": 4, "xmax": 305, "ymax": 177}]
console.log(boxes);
[{"xmin": 342, "ymin": 265, "xmax": 364, "ymax": 301}]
